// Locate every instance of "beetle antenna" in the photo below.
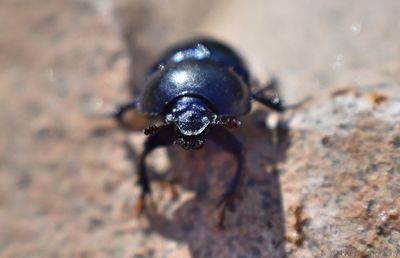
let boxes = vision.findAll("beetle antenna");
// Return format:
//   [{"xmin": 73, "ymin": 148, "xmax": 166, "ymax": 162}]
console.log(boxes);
[{"xmin": 213, "ymin": 117, "xmax": 241, "ymax": 128}]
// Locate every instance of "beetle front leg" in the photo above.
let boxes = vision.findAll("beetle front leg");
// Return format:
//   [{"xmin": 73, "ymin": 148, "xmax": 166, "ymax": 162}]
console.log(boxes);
[
  {"xmin": 136, "ymin": 124, "xmax": 174, "ymax": 210},
  {"xmin": 209, "ymin": 126, "xmax": 245, "ymax": 228}
]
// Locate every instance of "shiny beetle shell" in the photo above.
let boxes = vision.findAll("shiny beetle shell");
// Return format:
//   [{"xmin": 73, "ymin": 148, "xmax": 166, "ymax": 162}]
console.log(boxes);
[{"xmin": 140, "ymin": 60, "xmax": 251, "ymax": 116}]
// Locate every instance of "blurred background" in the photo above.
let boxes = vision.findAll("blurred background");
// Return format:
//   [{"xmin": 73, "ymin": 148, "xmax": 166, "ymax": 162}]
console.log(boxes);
[{"xmin": 0, "ymin": 0, "xmax": 399, "ymax": 257}]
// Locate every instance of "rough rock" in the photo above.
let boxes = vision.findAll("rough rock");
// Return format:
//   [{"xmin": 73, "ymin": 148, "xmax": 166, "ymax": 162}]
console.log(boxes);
[{"xmin": 0, "ymin": 1, "xmax": 399, "ymax": 258}]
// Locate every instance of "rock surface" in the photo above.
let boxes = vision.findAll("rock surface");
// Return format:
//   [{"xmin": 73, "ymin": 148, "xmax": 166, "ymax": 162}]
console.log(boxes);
[{"xmin": 0, "ymin": 1, "xmax": 399, "ymax": 258}]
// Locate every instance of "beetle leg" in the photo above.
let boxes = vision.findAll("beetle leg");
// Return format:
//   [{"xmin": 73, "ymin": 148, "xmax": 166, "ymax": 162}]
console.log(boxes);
[
  {"xmin": 209, "ymin": 126, "xmax": 245, "ymax": 228},
  {"xmin": 137, "ymin": 124, "xmax": 174, "ymax": 209},
  {"xmin": 253, "ymin": 94, "xmax": 285, "ymax": 112},
  {"xmin": 253, "ymin": 92, "xmax": 312, "ymax": 112},
  {"xmin": 252, "ymin": 78, "xmax": 285, "ymax": 112},
  {"xmin": 252, "ymin": 76, "xmax": 279, "ymax": 95},
  {"xmin": 253, "ymin": 78, "xmax": 311, "ymax": 111},
  {"xmin": 113, "ymin": 99, "xmax": 140, "ymax": 121}
]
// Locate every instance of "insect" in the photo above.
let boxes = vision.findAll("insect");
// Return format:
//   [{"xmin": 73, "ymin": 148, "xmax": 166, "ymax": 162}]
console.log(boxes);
[{"xmin": 114, "ymin": 38, "xmax": 286, "ymax": 227}]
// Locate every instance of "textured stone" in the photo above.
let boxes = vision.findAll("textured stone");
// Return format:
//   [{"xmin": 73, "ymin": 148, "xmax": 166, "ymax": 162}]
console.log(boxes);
[{"xmin": 0, "ymin": 1, "xmax": 399, "ymax": 258}]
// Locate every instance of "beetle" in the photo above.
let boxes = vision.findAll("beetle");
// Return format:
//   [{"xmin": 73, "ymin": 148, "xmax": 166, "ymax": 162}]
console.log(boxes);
[{"xmin": 114, "ymin": 38, "xmax": 286, "ymax": 227}]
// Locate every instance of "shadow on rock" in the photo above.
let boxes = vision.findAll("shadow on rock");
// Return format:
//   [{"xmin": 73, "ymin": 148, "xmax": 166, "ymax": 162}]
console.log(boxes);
[{"xmin": 138, "ymin": 110, "xmax": 290, "ymax": 258}]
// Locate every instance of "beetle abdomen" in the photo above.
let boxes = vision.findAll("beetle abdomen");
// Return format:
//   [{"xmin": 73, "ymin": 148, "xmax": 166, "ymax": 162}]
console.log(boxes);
[{"xmin": 141, "ymin": 60, "xmax": 251, "ymax": 116}]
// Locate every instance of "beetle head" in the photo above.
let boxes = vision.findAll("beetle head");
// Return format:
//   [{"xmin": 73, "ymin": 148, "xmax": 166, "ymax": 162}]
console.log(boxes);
[
  {"xmin": 166, "ymin": 96, "xmax": 216, "ymax": 149},
  {"xmin": 144, "ymin": 96, "xmax": 241, "ymax": 150}
]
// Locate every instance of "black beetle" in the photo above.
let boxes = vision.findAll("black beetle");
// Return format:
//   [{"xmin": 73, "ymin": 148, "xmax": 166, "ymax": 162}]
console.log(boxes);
[{"xmin": 114, "ymin": 38, "xmax": 286, "ymax": 227}]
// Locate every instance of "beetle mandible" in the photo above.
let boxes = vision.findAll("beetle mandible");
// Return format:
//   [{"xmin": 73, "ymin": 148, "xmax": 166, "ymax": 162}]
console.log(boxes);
[{"xmin": 114, "ymin": 38, "xmax": 286, "ymax": 227}]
